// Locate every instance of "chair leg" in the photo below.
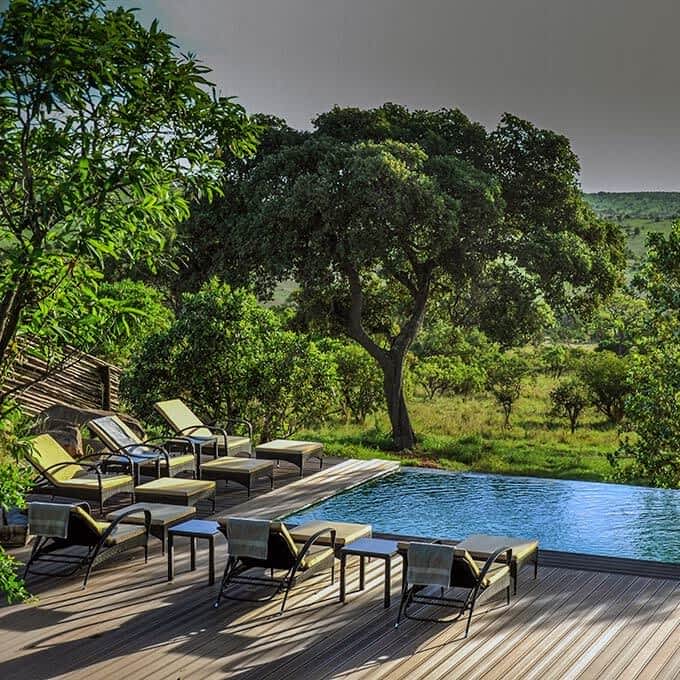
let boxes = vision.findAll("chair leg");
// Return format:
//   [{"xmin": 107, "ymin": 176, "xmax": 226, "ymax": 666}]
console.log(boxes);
[
  {"xmin": 395, "ymin": 586, "xmax": 413, "ymax": 628},
  {"xmin": 464, "ymin": 602, "xmax": 475, "ymax": 638},
  {"xmin": 214, "ymin": 557, "xmax": 236, "ymax": 608},
  {"xmin": 506, "ymin": 585, "xmax": 511, "ymax": 605}
]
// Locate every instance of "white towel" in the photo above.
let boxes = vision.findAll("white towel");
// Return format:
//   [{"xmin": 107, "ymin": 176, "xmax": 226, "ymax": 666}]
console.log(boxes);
[
  {"xmin": 407, "ymin": 542, "xmax": 455, "ymax": 587},
  {"xmin": 227, "ymin": 517, "xmax": 270, "ymax": 559},
  {"xmin": 28, "ymin": 502, "xmax": 72, "ymax": 539}
]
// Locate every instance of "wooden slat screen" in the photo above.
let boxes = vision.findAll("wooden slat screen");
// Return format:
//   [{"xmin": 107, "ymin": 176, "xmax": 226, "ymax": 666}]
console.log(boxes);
[{"xmin": 2, "ymin": 349, "xmax": 121, "ymax": 416}]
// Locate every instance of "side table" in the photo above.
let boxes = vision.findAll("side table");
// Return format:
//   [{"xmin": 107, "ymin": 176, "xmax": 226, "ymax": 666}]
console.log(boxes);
[
  {"xmin": 167, "ymin": 519, "xmax": 222, "ymax": 585},
  {"xmin": 339, "ymin": 537, "xmax": 400, "ymax": 608}
]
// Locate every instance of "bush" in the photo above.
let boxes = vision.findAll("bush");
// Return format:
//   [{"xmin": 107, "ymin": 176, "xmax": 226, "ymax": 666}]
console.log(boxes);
[
  {"xmin": 550, "ymin": 378, "xmax": 590, "ymax": 433},
  {"xmin": 578, "ymin": 351, "xmax": 630, "ymax": 423},
  {"xmin": 320, "ymin": 340, "xmax": 383, "ymax": 423},
  {"xmin": 540, "ymin": 344, "xmax": 568, "ymax": 378},
  {"xmin": 122, "ymin": 280, "xmax": 338, "ymax": 440},
  {"xmin": 486, "ymin": 355, "xmax": 529, "ymax": 427},
  {"xmin": 414, "ymin": 355, "xmax": 486, "ymax": 400}
]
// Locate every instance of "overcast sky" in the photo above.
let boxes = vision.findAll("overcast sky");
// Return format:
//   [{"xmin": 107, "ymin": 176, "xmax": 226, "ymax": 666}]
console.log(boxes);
[{"xmin": 119, "ymin": 1, "xmax": 676, "ymax": 191}]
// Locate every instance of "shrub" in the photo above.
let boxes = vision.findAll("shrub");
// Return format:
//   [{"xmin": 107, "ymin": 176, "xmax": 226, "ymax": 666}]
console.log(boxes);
[
  {"xmin": 578, "ymin": 350, "xmax": 630, "ymax": 423},
  {"xmin": 550, "ymin": 378, "xmax": 590, "ymax": 433},
  {"xmin": 414, "ymin": 355, "xmax": 486, "ymax": 400},
  {"xmin": 540, "ymin": 344, "xmax": 568, "ymax": 378},
  {"xmin": 320, "ymin": 340, "xmax": 383, "ymax": 423},
  {"xmin": 122, "ymin": 280, "xmax": 337, "ymax": 440},
  {"xmin": 486, "ymin": 355, "xmax": 529, "ymax": 427}
]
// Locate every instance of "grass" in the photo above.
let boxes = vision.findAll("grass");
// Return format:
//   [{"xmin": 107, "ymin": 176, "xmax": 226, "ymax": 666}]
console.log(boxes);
[{"xmin": 301, "ymin": 374, "xmax": 620, "ymax": 483}]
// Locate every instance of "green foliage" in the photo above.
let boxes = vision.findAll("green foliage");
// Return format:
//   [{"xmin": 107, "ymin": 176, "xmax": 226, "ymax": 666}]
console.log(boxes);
[
  {"xmin": 122, "ymin": 280, "xmax": 337, "ymax": 440},
  {"xmin": 578, "ymin": 351, "xmax": 630, "ymax": 423},
  {"xmin": 413, "ymin": 355, "xmax": 485, "ymax": 400},
  {"xmin": 0, "ymin": 0, "xmax": 259, "ymax": 406},
  {"xmin": 550, "ymin": 378, "xmax": 590, "ymax": 434},
  {"xmin": 540, "ymin": 344, "xmax": 569, "ymax": 378},
  {"xmin": 587, "ymin": 291, "xmax": 650, "ymax": 355},
  {"xmin": 0, "ymin": 405, "xmax": 34, "ymax": 604},
  {"xmin": 611, "ymin": 223, "xmax": 680, "ymax": 487},
  {"xmin": 486, "ymin": 354, "xmax": 529, "ymax": 427},
  {"xmin": 90, "ymin": 280, "xmax": 175, "ymax": 365},
  {"xmin": 320, "ymin": 340, "xmax": 383, "ymax": 423}
]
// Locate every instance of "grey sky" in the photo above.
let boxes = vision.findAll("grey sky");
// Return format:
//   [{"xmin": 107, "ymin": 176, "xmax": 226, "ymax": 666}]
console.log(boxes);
[{"xmin": 123, "ymin": 1, "xmax": 677, "ymax": 190}]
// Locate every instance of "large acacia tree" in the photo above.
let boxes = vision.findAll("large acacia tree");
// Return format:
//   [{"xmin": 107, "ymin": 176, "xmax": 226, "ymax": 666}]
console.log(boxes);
[
  {"xmin": 0, "ymin": 0, "xmax": 259, "ymax": 408},
  {"xmin": 179, "ymin": 104, "xmax": 623, "ymax": 450}
]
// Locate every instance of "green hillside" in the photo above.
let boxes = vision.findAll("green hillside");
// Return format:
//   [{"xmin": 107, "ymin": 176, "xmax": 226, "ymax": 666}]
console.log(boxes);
[
  {"xmin": 585, "ymin": 192, "xmax": 680, "ymax": 261},
  {"xmin": 585, "ymin": 192, "xmax": 680, "ymax": 221}
]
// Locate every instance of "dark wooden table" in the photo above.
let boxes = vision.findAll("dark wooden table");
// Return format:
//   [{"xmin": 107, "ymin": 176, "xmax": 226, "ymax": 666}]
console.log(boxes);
[
  {"xmin": 339, "ymin": 537, "xmax": 400, "ymax": 608},
  {"xmin": 167, "ymin": 519, "xmax": 222, "ymax": 585}
]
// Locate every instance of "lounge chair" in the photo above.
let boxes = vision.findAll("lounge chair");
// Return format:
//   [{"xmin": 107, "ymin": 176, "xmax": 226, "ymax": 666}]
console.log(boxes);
[
  {"xmin": 27, "ymin": 433, "xmax": 136, "ymax": 513},
  {"xmin": 88, "ymin": 415, "xmax": 196, "ymax": 483},
  {"xmin": 214, "ymin": 517, "xmax": 336, "ymax": 613},
  {"xmin": 154, "ymin": 399, "xmax": 253, "ymax": 457},
  {"xmin": 154, "ymin": 400, "xmax": 274, "ymax": 497},
  {"xmin": 396, "ymin": 541, "xmax": 512, "ymax": 637},
  {"xmin": 24, "ymin": 501, "xmax": 151, "ymax": 587}
]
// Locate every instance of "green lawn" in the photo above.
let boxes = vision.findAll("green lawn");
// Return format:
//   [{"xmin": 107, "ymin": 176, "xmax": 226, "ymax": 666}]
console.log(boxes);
[{"xmin": 301, "ymin": 374, "xmax": 620, "ymax": 483}]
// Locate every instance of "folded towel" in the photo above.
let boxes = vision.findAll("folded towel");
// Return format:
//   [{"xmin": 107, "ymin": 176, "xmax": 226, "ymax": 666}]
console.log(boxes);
[
  {"xmin": 28, "ymin": 502, "xmax": 72, "ymax": 539},
  {"xmin": 227, "ymin": 517, "xmax": 270, "ymax": 559},
  {"xmin": 407, "ymin": 542, "xmax": 455, "ymax": 587}
]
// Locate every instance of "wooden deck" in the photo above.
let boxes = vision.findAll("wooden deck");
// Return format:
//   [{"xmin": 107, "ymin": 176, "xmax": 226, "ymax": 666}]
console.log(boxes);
[{"xmin": 2, "ymin": 456, "xmax": 679, "ymax": 679}]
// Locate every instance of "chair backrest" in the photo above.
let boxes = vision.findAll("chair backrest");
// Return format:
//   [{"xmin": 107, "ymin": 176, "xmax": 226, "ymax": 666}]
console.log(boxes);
[
  {"xmin": 27, "ymin": 434, "xmax": 81, "ymax": 483},
  {"xmin": 27, "ymin": 502, "xmax": 103, "ymax": 545},
  {"xmin": 89, "ymin": 415, "xmax": 142, "ymax": 451},
  {"xmin": 154, "ymin": 399, "xmax": 213, "ymax": 438},
  {"xmin": 224, "ymin": 517, "xmax": 300, "ymax": 568}
]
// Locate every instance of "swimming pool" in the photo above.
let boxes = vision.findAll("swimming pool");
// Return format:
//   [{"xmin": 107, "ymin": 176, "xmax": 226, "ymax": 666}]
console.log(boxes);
[{"xmin": 286, "ymin": 468, "xmax": 680, "ymax": 563}]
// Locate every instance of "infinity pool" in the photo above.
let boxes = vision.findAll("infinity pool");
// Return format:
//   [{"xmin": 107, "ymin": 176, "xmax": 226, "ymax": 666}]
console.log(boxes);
[{"xmin": 286, "ymin": 468, "xmax": 680, "ymax": 563}]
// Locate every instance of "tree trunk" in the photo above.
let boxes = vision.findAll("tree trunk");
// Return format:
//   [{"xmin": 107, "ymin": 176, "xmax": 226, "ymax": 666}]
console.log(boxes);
[{"xmin": 382, "ymin": 351, "xmax": 415, "ymax": 451}]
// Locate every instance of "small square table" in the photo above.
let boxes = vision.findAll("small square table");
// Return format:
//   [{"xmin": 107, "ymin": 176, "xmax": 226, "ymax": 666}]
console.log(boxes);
[
  {"xmin": 339, "ymin": 537, "xmax": 400, "ymax": 608},
  {"xmin": 255, "ymin": 439, "xmax": 324, "ymax": 477},
  {"xmin": 167, "ymin": 519, "xmax": 223, "ymax": 585},
  {"xmin": 106, "ymin": 502, "xmax": 196, "ymax": 554}
]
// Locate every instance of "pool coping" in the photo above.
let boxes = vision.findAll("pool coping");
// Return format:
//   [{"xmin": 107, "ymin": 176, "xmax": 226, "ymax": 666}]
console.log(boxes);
[{"xmin": 370, "ymin": 530, "xmax": 680, "ymax": 580}]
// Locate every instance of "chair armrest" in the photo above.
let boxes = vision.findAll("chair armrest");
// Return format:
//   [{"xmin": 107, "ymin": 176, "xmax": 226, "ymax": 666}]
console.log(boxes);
[
  {"xmin": 296, "ymin": 527, "xmax": 337, "ymax": 561},
  {"xmin": 144, "ymin": 436, "xmax": 193, "ymax": 456},
  {"xmin": 478, "ymin": 546, "xmax": 513, "ymax": 583}
]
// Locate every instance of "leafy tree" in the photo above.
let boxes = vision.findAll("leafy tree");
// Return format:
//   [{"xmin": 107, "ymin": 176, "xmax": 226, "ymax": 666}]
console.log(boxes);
[
  {"xmin": 486, "ymin": 354, "xmax": 529, "ymax": 427},
  {"xmin": 414, "ymin": 355, "xmax": 485, "ymax": 400},
  {"xmin": 550, "ymin": 378, "xmax": 589, "ymax": 433},
  {"xmin": 611, "ymin": 224, "xmax": 680, "ymax": 487},
  {"xmin": 587, "ymin": 291, "xmax": 650, "ymax": 355},
  {"xmin": 540, "ymin": 344, "xmax": 569, "ymax": 378},
  {"xmin": 0, "ymin": 0, "xmax": 259, "ymax": 410},
  {"xmin": 320, "ymin": 340, "xmax": 383, "ymax": 423},
  {"xmin": 176, "ymin": 104, "xmax": 623, "ymax": 449},
  {"xmin": 0, "ymin": 0, "xmax": 258, "ymax": 604},
  {"xmin": 122, "ymin": 281, "xmax": 337, "ymax": 441},
  {"xmin": 578, "ymin": 351, "xmax": 630, "ymax": 423}
]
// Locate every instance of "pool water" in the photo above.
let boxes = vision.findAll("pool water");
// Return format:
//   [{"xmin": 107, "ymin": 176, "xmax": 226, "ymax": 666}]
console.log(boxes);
[{"xmin": 286, "ymin": 468, "xmax": 680, "ymax": 563}]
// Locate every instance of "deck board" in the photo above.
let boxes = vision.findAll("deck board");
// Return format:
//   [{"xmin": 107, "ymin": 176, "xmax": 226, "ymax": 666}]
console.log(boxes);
[{"xmin": 1, "ymin": 455, "xmax": 679, "ymax": 680}]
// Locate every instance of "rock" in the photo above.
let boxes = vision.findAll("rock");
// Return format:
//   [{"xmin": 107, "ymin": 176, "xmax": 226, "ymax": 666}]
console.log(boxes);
[{"xmin": 48, "ymin": 425, "xmax": 84, "ymax": 457}]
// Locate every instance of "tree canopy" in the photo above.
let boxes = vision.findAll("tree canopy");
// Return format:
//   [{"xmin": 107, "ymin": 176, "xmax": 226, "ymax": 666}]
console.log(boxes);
[
  {"xmin": 177, "ymin": 104, "xmax": 624, "ymax": 449},
  {"xmin": 0, "ymin": 0, "xmax": 259, "ymax": 409}
]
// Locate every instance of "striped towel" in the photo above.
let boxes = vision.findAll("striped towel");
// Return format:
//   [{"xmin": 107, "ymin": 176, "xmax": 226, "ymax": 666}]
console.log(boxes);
[
  {"xmin": 28, "ymin": 502, "xmax": 72, "ymax": 539},
  {"xmin": 407, "ymin": 542, "xmax": 455, "ymax": 587},
  {"xmin": 226, "ymin": 517, "xmax": 270, "ymax": 559}
]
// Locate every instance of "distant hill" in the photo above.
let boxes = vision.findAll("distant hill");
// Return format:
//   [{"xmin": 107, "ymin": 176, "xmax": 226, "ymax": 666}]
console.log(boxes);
[
  {"xmin": 584, "ymin": 192, "xmax": 680, "ymax": 221},
  {"xmin": 584, "ymin": 192, "xmax": 680, "ymax": 262}
]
